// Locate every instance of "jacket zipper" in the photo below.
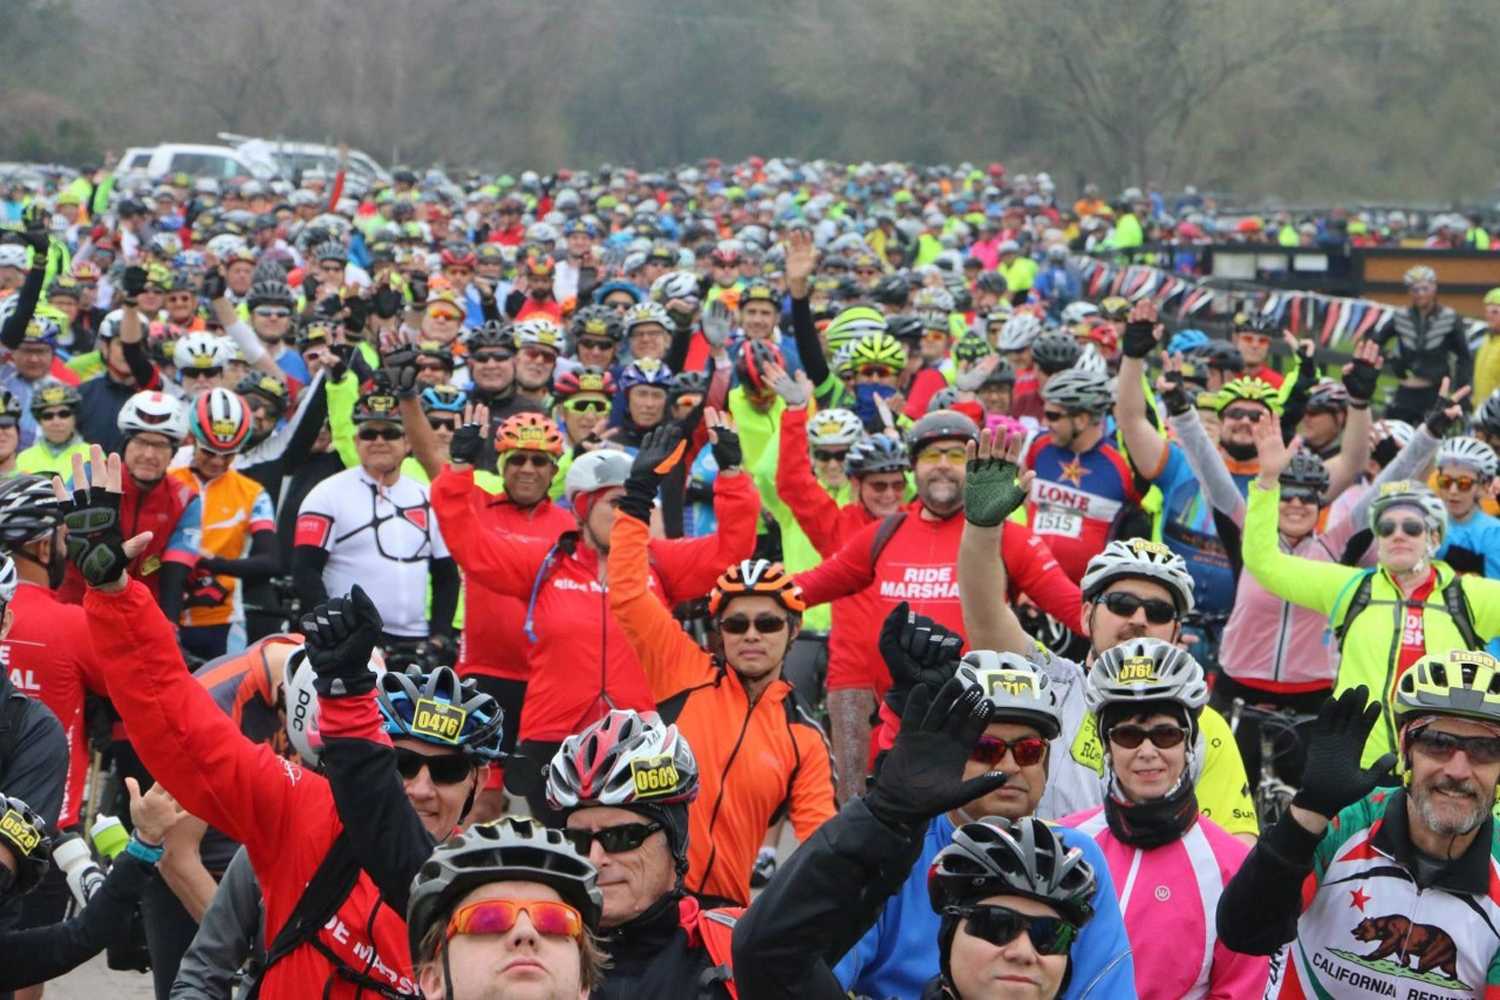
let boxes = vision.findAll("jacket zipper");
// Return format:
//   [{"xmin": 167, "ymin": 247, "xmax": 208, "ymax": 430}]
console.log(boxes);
[{"xmin": 695, "ymin": 686, "xmax": 755, "ymax": 894}]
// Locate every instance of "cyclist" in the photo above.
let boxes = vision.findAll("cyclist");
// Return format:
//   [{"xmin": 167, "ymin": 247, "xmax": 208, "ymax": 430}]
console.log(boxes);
[
  {"xmin": 1024, "ymin": 367, "xmax": 1144, "ymax": 582},
  {"xmin": 1218, "ymin": 655, "xmax": 1500, "ymax": 997},
  {"xmin": 15, "ymin": 382, "xmax": 87, "ymax": 477},
  {"xmin": 1066, "ymin": 638, "xmax": 1268, "ymax": 998},
  {"xmin": 512, "ymin": 317, "xmax": 563, "ymax": 406},
  {"xmin": 551, "ymin": 367, "xmax": 615, "ymax": 474},
  {"xmin": 1433, "ymin": 436, "xmax": 1500, "ymax": 581},
  {"xmin": 545, "ymin": 709, "xmax": 743, "ymax": 998},
  {"xmin": 462, "ymin": 321, "xmax": 524, "ymax": 418},
  {"xmin": 738, "ymin": 673, "xmax": 1126, "ymax": 1000},
  {"xmin": 0, "ymin": 391, "xmax": 21, "ymax": 479},
  {"xmin": 793, "ymin": 409, "xmax": 1082, "ymax": 802},
  {"xmin": 405, "ymin": 819, "xmax": 606, "ymax": 1000},
  {"xmin": 957, "ymin": 428, "xmax": 1259, "ymax": 839},
  {"xmin": 429, "ymin": 414, "xmax": 758, "ymax": 820},
  {"xmin": 1299, "ymin": 380, "xmax": 1350, "ymax": 461},
  {"xmin": 613, "ymin": 357, "xmax": 674, "ymax": 449},
  {"xmin": 996, "ymin": 312, "xmax": 1044, "ymax": 405},
  {"xmin": 1230, "ymin": 313, "xmax": 1285, "ymax": 389},
  {"xmin": 1369, "ymin": 264, "xmax": 1473, "ymax": 425},
  {"xmin": 173, "ymin": 332, "xmax": 233, "ymax": 394},
  {"xmin": 295, "ymin": 388, "xmax": 457, "ymax": 663},
  {"xmin": 243, "ymin": 277, "xmax": 309, "ymax": 387},
  {"xmin": 570, "ymin": 304, "xmax": 624, "ymax": 374},
  {"xmin": 162, "ymin": 388, "xmax": 279, "ymax": 660},
  {"xmin": 606, "ymin": 420, "xmax": 834, "ymax": 904}
]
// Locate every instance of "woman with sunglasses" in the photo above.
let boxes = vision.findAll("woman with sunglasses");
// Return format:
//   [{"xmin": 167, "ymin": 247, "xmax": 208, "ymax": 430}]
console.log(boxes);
[
  {"xmin": 1433, "ymin": 436, "xmax": 1500, "ymax": 585},
  {"xmin": 15, "ymin": 380, "xmax": 87, "ymax": 477},
  {"xmin": 605, "ymin": 416, "xmax": 835, "ymax": 905},
  {"xmin": 1065, "ymin": 638, "xmax": 1269, "ymax": 999}
]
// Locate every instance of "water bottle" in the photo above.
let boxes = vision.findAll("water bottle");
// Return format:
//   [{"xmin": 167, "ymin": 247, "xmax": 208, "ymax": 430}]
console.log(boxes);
[
  {"xmin": 52, "ymin": 832, "xmax": 106, "ymax": 907},
  {"xmin": 89, "ymin": 814, "xmax": 128, "ymax": 860}
]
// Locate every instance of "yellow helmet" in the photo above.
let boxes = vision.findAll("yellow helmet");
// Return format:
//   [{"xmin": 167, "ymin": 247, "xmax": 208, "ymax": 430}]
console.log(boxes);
[{"xmin": 1393, "ymin": 650, "xmax": 1500, "ymax": 730}]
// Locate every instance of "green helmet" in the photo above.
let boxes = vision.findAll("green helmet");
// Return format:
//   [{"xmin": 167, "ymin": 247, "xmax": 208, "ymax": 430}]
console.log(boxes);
[
  {"xmin": 846, "ymin": 332, "xmax": 908, "ymax": 374},
  {"xmin": 1216, "ymin": 377, "xmax": 1281, "ymax": 414},
  {"xmin": 824, "ymin": 306, "xmax": 888, "ymax": 357}
]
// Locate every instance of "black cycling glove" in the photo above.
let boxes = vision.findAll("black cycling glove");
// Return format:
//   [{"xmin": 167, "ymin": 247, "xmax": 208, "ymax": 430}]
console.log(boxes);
[
  {"xmin": 618, "ymin": 424, "xmax": 686, "ymax": 524},
  {"xmin": 448, "ymin": 419, "xmax": 486, "ymax": 466},
  {"xmin": 63, "ymin": 480, "xmax": 132, "ymax": 588},
  {"xmin": 381, "ymin": 346, "xmax": 421, "ymax": 399},
  {"xmin": 964, "ymin": 450, "xmax": 1027, "ymax": 527},
  {"xmin": 1424, "ymin": 390, "xmax": 1462, "ymax": 436},
  {"xmin": 373, "ymin": 285, "xmax": 404, "ymax": 320},
  {"xmin": 710, "ymin": 425, "xmax": 742, "ymax": 470},
  {"xmin": 1342, "ymin": 356, "xmax": 1379, "ymax": 405},
  {"xmin": 301, "ymin": 585, "xmax": 384, "ymax": 698},
  {"xmin": 201, "ymin": 269, "xmax": 227, "ymax": 301},
  {"xmin": 880, "ymin": 602, "xmax": 964, "ymax": 717},
  {"xmin": 1121, "ymin": 320, "xmax": 1157, "ymax": 359},
  {"xmin": 1160, "ymin": 372, "xmax": 1193, "ymax": 416},
  {"xmin": 121, "ymin": 266, "xmax": 148, "ymax": 298},
  {"xmin": 1291, "ymin": 686, "xmax": 1396, "ymax": 820}
]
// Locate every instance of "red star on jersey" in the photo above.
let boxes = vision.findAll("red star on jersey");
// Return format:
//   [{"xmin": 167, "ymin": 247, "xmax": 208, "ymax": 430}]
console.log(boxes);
[
  {"xmin": 1349, "ymin": 887, "xmax": 1371, "ymax": 911},
  {"xmin": 1058, "ymin": 457, "xmax": 1089, "ymax": 487}
]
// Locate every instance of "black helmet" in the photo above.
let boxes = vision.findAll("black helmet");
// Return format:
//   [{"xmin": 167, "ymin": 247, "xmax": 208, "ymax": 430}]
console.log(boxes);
[
  {"xmin": 236, "ymin": 372, "xmax": 290, "ymax": 415},
  {"xmin": 247, "ymin": 279, "xmax": 294, "ymax": 311},
  {"xmin": 1280, "ymin": 449, "xmax": 1330, "ymax": 495},
  {"xmin": 1031, "ymin": 332, "xmax": 1083, "ymax": 375},
  {"xmin": 872, "ymin": 274, "xmax": 910, "ymax": 307},
  {"xmin": 0, "ymin": 476, "xmax": 66, "ymax": 550},
  {"xmin": 569, "ymin": 304, "xmax": 623, "ymax": 345},
  {"xmin": 1474, "ymin": 391, "xmax": 1500, "ymax": 438},
  {"xmin": 906, "ymin": 409, "xmax": 979, "ymax": 461},
  {"xmin": 669, "ymin": 370, "xmax": 710, "ymax": 399},
  {"xmin": 1197, "ymin": 340, "xmax": 1244, "ymax": 373},
  {"xmin": 468, "ymin": 320, "xmax": 514, "ymax": 352},
  {"xmin": 886, "ymin": 314, "xmax": 924, "ymax": 344}
]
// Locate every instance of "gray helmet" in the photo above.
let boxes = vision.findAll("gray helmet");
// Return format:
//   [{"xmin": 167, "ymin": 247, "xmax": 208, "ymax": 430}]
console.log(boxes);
[
  {"xmin": 406, "ymin": 818, "xmax": 602, "ymax": 961},
  {"xmin": 563, "ymin": 448, "xmax": 632, "ymax": 504},
  {"xmin": 928, "ymin": 815, "xmax": 1096, "ymax": 925},
  {"xmin": 1085, "ymin": 637, "xmax": 1209, "ymax": 722},
  {"xmin": 906, "ymin": 409, "xmax": 979, "ymax": 461},
  {"xmin": 1368, "ymin": 480, "xmax": 1448, "ymax": 545},
  {"xmin": 954, "ymin": 650, "xmax": 1061, "ymax": 739},
  {"xmin": 247, "ymin": 279, "xmax": 294, "ymax": 311},
  {"xmin": 1031, "ymin": 332, "xmax": 1082, "ymax": 375},
  {"xmin": 1041, "ymin": 367, "xmax": 1113, "ymax": 415},
  {"xmin": 311, "ymin": 240, "xmax": 348, "ymax": 264},
  {"xmin": 1080, "ymin": 538, "xmax": 1196, "ymax": 615}
]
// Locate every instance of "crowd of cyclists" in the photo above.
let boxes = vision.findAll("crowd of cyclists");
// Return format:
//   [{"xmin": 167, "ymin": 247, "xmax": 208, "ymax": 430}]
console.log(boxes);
[{"xmin": 3, "ymin": 151, "xmax": 1500, "ymax": 998}]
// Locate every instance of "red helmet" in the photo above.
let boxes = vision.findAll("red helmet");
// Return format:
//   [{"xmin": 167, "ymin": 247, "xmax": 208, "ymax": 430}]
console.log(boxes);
[
  {"xmin": 190, "ymin": 388, "xmax": 252, "ymax": 455},
  {"xmin": 552, "ymin": 366, "xmax": 616, "ymax": 400},
  {"xmin": 735, "ymin": 339, "xmax": 784, "ymax": 395},
  {"xmin": 440, "ymin": 243, "xmax": 478, "ymax": 269},
  {"xmin": 545, "ymin": 709, "xmax": 699, "ymax": 810}
]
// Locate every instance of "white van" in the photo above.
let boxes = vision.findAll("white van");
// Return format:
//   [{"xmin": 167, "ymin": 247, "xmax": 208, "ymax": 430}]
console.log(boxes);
[{"xmin": 115, "ymin": 144, "xmax": 274, "ymax": 183}]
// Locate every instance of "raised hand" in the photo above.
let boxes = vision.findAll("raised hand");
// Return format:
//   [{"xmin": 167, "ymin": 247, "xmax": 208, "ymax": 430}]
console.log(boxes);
[{"xmin": 963, "ymin": 428, "xmax": 1033, "ymax": 527}]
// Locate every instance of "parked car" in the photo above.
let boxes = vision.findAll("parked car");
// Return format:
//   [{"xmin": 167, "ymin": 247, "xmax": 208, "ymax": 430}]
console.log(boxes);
[
  {"xmin": 218, "ymin": 134, "xmax": 391, "ymax": 187},
  {"xmin": 115, "ymin": 143, "xmax": 274, "ymax": 182}
]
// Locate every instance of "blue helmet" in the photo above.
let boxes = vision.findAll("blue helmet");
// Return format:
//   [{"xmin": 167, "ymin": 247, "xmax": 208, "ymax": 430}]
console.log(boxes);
[
  {"xmin": 1167, "ymin": 329, "xmax": 1210, "ymax": 356},
  {"xmin": 375, "ymin": 666, "xmax": 505, "ymax": 760},
  {"xmin": 619, "ymin": 356, "xmax": 673, "ymax": 391},
  {"xmin": 419, "ymin": 384, "xmax": 468, "ymax": 414}
]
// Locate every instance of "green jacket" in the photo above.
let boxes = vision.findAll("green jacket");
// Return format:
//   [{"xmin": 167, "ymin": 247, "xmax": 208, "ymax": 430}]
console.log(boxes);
[{"xmin": 1243, "ymin": 481, "xmax": 1500, "ymax": 765}]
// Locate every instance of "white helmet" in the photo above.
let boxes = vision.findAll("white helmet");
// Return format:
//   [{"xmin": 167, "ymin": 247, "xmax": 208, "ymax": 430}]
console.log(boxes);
[
  {"xmin": 174, "ymin": 332, "xmax": 232, "ymax": 374},
  {"xmin": 1080, "ymin": 538, "xmax": 1195, "ymax": 615},
  {"xmin": 954, "ymin": 650, "xmax": 1062, "ymax": 739},
  {"xmin": 563, "ymin": 448, "xmax": 632, "ymax": 505},
  {"xmin": 1072, "ymin": 344, "xmax": 1109, "ymax": 378},
  {"xmin": 1085, "ymin": 637, "xmax": 1209, "ymax": 721},
  {"xmin": 1060, "ymin": 301, "xmax": 1100, "ymax": 326},
  {"xmin": 650, "ymin": 270, "xmax": 699, "ymax": 305},
  {"xmin": 0, "ymin": 555, "xmax": 16, "ymax": 604},
  {"xmin": 1435, "ymin": 436, "xmax": 1499, "ymax": 480},
  {"xmin": 1373, "ymin": 419, "xmax": 1416, "ymax": 451},
  {"xmin": 1368, "ymin": 480, "xmax": 1448, "ymax": 545},
  {"xmin": 282, "ymin": 647, "xmax": 384, "ymax": 767},
  {"xmin": 117, "ymin": 391, "xmax": 188, "ymax": 441},
  {"xmin": 806, "ymin": 408, "xmax": 864, "ymax": 449},
  {"xmin": 997, "ymin": 314, "xmax": 1043, "ymax": 352}
]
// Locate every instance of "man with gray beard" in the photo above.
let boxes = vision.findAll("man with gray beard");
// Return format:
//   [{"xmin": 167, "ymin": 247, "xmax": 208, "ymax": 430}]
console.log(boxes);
[{"xmin": 1216, "ymin": 650, "xmax": 1500, "ymax": 998}]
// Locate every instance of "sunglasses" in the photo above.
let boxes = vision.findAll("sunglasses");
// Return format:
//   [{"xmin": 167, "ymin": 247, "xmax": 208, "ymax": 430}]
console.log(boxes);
[
  {"xmin": 563, "ymin": 398, "xmax": 610, "ymax": 414},
  {"xmin": 1042, "ymin": 409, "xmax": 1072, "ymax": 423},
  {"xmin": 1098, "ymin": 591, "xmax": 1178, "ymax": 624},
  {"xmin": 505, "ymin": 453, "xmax": 555, "ymax": 469},
  {"xmin": 416, "ymin": 360, "xmax": 451, "ymax": 373},
  {"xmin": 946, "ymin": 904, "xmax": 1079, "ymax": 956},
  {"xmin": 183, "ymin": 367, "xmax": 223, "ymax": 380},
  {"xmin": 357, "ymin": 427, "xmax": 405, "ymax": 441},
  {"xmin": 38, "ymin": 409, "xmax": 74, "ymax": 421},
  {"xmin": 719, "ymin": 613, "xmax": 788, "ymax": 635},
  {"xmin": 1221, "ymin": 407, "xmax": 1264, "ymax": 423},
  {"xmin": 862, "ymin": 479, "xmax": 905, "ymax": 494},
  {"xmin": 429, "ymin": 311, "xmax": 462, "ymax": 322},
  {"xmin": 519, "ymin": 346, "xmax": 557, "ymax": 361},
  {"xmin": 471, "ymin": 351, "xmax": 512, "ymax": 364},
  {"xmin": 1236, "ymin": 334, "xmax": 1271, "ymax": 345},
  {"xmin": 917, "ymin": 447, "xmax": 967, "ymax": 466},
  {"xmin": 971, "ymin": 734, "xmax": 1048, "ymax": 767},
  {"xmin": 393, "ymin": 747, "xmax": 472, "ymax": 785},
  {"xmin": 565, "ymin": 820, "xmax": 663, "ymax": 855},
  {"xmin": 254, "ymin": 306, "xmax": 291, "ymax": 319},
  {"xmin": 428, "ymin": 417, "xmax": 458, "ymax": 432},
  {"xmin": 577, "ymin": 338, "xmax": 615, "ymax": 352},
  {"xmin": 856, "ymin": 365, "xmax": 897, "ymax": 379},
  {"xmin": 1376, "ymin": 517, "xmax": 1426, "ymax": 538},
  {"xmin": 1438, "ymin": 475, "xmax": 1479, "ymax": 492},
  {"xmin": 1410, "ymin": 727, "xmax": 1500, "ymax": 766},
  {"xmin": 1278, "ymin": 486, "xmax": 1322, "ymax": 505},
  {"xmin": 446, "ymin": 898, "xmax": 583, "ymax": 943},
  {"xmin": 813, "ymin": 448, "xmax": 849, "ymax": 463},
  {"xmin": 1107, "ymin": 723, "xmax": 1188, "ymax": 750}
]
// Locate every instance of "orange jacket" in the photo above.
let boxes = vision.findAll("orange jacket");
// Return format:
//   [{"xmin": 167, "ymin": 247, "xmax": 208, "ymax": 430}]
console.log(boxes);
[{"xmin": 607, "ymin": 505, "xmax": 836, "ymax": 905}]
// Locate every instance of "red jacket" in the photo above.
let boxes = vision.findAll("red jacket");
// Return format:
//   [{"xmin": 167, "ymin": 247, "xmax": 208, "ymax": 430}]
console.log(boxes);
[
  {"xmin": 431, "ymin": 466, "xmax": 761, "ymax": 742},
  {"xmin": 774, "ymin": 406, "xmax": 875, "ymax": 561},
  {"xmin": 795, "ymin": 507, "xmax": 1082, "ymax": 695},
  {"xmin": 85, "ymin": 581, "xmax": 415, "ymax": 998},
  {"xmin": 448, "ymin": 491, "xmax": 576, "ymax": 681}
]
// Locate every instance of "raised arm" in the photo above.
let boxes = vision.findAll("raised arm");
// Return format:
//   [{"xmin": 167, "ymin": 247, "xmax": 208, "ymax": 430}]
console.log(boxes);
[
  {"xmin": 1115, "ymin": 299, "xmax": 1170, "ymax": 477},
  {"xmin": 957, "ymin": 429, "xmax": 1037, "ymax": 655},
  {"xmin": 770, "ymin": 370, "xmax": 846, "ymax": 557},
  {"xmin": 1323, "ymin": 338, "xmax": 1380, "ymax": 500}
]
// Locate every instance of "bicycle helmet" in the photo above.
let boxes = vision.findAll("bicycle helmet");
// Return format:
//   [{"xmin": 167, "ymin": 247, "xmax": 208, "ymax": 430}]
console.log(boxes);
[
  {"xmin": 885, "ymin": 314, "xmax": 924, "ymax": 346},
  {"xmin": 351, "ymin": 390, "xmax": 403, "ymax": 426},
  {"xmin": 912, "ymin": 286, "xmax": 955, "ymax": 318},
  {"xmin": 20, "ymin": 316, "xmax": 60, "ymax": 346},
  {"xmin": 806, "ymin": 408, "xmax": 863, "ymax": 449},
  {"xmin": 872, "ymin": 274, "xmax": 910, "ymax": 307},
  {"xmin": 312, "ymin": 240, "xmax": 349, "ymax": 265},
  {"xmin": 0, "ymin": 555, "xmax": 16, "ymax": 604},
  {"xmin": 622, "ymin": 301, "xmax": 673, "ymax": 337},
  {"xmin": 1403, "ymin": 265, "xmax": 1438, "ymax": 287},
  {"xmin": 1085, "ymin": 637, "xmax": 1209, "ymax": 727},
  {"xmin": 174, "ymin": 332, "xmax": 232, "ymax": 374},
  {"xmin": 845, "ymin": 434, "xmax": 911, "ymax": 477},
  {"xmin": 1215, "ymin": 376, "xmax": 1279, "ymax": 414},
  {"xmin": 406, "ymin": 817, "xmax": 603, "ymax": 962},
  {"xmin": 1060, "ymin": 301, "xmax": 1099, "ymax": 326},
  {"xmin": 0, "ymin": 390, "xmax": 22, "ymax": 426},
  {"xmin": 0, "ymin": 795, "xmax": 52, "ymax": 895},
  {"xmin": 513, "ymin": 317, "xmax": 564, "ymax": 354},
  {"xmin": 1473, "ymin": 392, "xmax": 1500, "ymax": 438},
  {"xmin": 27, "ymin": 380, "xmax": 80, "ymax": 415},
  {"xmin": 954, "ymin": 333, "xmax": 994, "ymax": 366},
  {"xmin": 1031, "ymin": 332, "xmax": 1082, "ymax": 375},
  {"xmin": 619, "ymin": 356, "xmax": 673, "ymax": 393},
  {"xmin": 553, "ymin": 366, "xmax": 615, "ymax": 401},
  {"xmin": 1368, "ymin": 480, "xmax": 1448, "ymax": 544},
  {"xmin": 824, "ymin": 306, "xmax": 889, "ymax": 356},
  {"xmin": 1279, "ymin": 449, "xmax": 1331, "ymax": 495},
  {"xmin": 419, "ymin": 384, "xmax": 468, "ymax": 414},
  {"xmin": 467, "ymin": 320, "xmax": 514, "ymax": 352},
  {"xmin": 1097, "ymin": 296, "xmax": 1131, "ymax": 322},
  {"xmin": 1393, "ymin": 650, "xmax": 1500, "ymax": 730},
  {"xmin": 376, "ymin": 665, "xmax": 505, "ymax": 760},
  {"xmin": 847, "ymin": 331, "xmax": 908, "ymax": 373},
  {"xmin": 1436, "ymin": 436, "xmax": 1499, "ymax": 480},
  {"xmin": 247, "ymin": 279, "xmax": 294, "ymax": 311},
  {"xmin": 569, "ymin": 305, "xmax": 623, "ymax": 345},
  {"xmin": 282, "ymin": 647, "xmax": 384, "ymax": 767},
  {"xmin": 439, "ymin": 243, "xmax": 477, "ymax": 269},
  {"xmin": 907, "ymin": 409, "xmax": 979, "ymax": 460},
  {"xmin": 996, "ymin": 314, "xmax": 1042, "ymax": 352},
  {"xmin": 592, "ymin": 279, "xmax": 642, "ymax": 307},
  {"xmin": 668, "ymin": 370, "xmax": 709, "ymax": 400},
  {"xmin": 649, "ymin": 270, "xmax": 699, "ymax": 304},
  {"xmin": 1198, "ymin": 341, "xmax": 1245, "ymax": 374},
  {"xmin": 735, "ymin": 339, "xmax": 784, "ymax": 395},
  {"xmin": 546, "ymin": 709, "xmax": 699, "ymax": 810},
  {"xmin": 708, "ymin": 559, "xmax": 807, "ymax": 617},
  {"xmin": 928, "ymin": 815, "xmax": 1096, "ymax": 926},
  {"xmin": 926, "ymin": 386, "xmax": 961, "ymax": 413},
  {"xmin": 1231, "ymin": 312, "xmax": 1277, "ymax": 335},
  {"xmin": 954, "ymin": 650, "xmax": 1062, "ymax": 739},
  {"xmin": 495, "ymin": 412, "xmax": 565, "ymax": 457},
  {"xmin": 1305, "ymin": 380, "xmax": 1349, "ymax": 413},
  {"xmin": 188, "ymin": 388, "xmax": 252, "ymax": 454},
  {"xmin": 0, "ymin": 476, "xmax": 65, "ymax": 549},
  {"xmin": 1040, "ymin": 368, "xmax": 1112, "ymax": 416},
  {"xmin": 1080, "ymin": 538, "xmax": 1195, "ymax": 615},
  {"xmin": 979, "ymin": 358, "xmax": 1017, "ymax": 388},
  {"xmin": 563, "ymin": 448, "xmax": 633, "ymax": 505},
  {"xmin": 1166, "ymin": 329, "xmax": 1210, "ymax": 356},
  {"xmin": 235, "ymin": 373, "xmax": 289, "ymax": 415}
]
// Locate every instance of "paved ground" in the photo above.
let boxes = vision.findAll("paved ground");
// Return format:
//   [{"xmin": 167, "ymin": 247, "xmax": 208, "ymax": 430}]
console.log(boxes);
[{"xmin": 45, "ymin": 956, "xmax": 155, "ymax": 998}]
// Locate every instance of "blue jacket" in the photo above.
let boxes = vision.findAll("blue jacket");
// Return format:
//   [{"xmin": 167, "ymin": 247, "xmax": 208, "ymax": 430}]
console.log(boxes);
[{"xmin": 834, "ymin": 812, "xmax": 1137, "ymax": 999}]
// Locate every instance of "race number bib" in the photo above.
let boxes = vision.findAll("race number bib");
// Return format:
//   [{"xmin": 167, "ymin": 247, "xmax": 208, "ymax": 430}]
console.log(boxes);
[{"xmin": 1034, "ymin": 508, "xmax": 1083, "ymax": 539}]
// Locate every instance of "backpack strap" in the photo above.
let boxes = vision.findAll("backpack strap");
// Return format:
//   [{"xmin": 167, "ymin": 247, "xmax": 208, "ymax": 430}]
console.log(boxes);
[
  {"xmin": 522, "ymin": 539, "xmax": 568, "ymax": 643},
  {"xmin": 869, "ymin": 512, "xmax": 908, "ymax": 566},
  {"xmin": 690, "ymin": 905, "xmax": 745, "ymax": 999},
  {"xmin": 1441, "ymin": 575, "xmax": 1485, "ymax": 651},
  {"xmin": 1330, "ymin": 569, "xmax": 1377, "ymax": 647}
]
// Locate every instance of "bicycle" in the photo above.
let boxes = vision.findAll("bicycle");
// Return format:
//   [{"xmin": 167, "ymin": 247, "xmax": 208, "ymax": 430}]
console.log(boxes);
[{"xmin": 1227, "ymin": 698, "xmax": 1319, "ymax": 829}]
